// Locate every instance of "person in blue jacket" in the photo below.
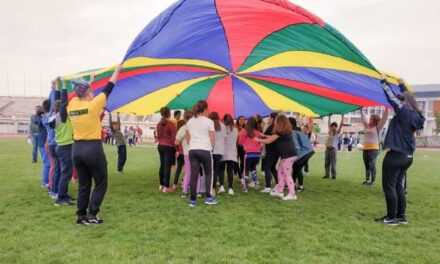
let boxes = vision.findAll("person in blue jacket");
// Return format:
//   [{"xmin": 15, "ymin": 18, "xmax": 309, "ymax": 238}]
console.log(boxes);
[
  {"xmin": 289, "ymin": 117, "xmax": 315, "ymax": 192},
  {"xmin": 375, "ymin": 75, "xmax": 425, "ymax": 226}
]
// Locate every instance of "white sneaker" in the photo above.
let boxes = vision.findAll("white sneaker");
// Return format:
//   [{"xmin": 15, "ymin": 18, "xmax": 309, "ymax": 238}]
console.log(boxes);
[
  {"xmin": 228, "ymin": 188, "xmax": 234, "ymax": 195},
  {"xmin": 218, "ymin": 186, "xmax": 226, "ymax": 194},
  {"xmin": 282, "ymin": 194, "xmax": 298, "ymax": 201},
  {"xmin": 260, "ymin": 188, "xmax": 271, "ymax": 193},
  {"xmin": 249, "ymin": 182, "xmax": 256, "ymax": 188},
  {"xmin": 270, "ymin": 190, "xmax": 284, "ymax": 198}
]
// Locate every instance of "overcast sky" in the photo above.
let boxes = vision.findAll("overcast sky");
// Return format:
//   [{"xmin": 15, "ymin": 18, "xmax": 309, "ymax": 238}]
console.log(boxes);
[{"xmin": 0, "ymin": 0, "xmax": 439, "ymax": 96}]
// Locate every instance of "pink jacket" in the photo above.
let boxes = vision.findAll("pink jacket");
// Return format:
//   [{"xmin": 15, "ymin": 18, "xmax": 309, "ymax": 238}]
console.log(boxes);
[{"xmin": 238, "ymin": 129, "xmax": 262, "ymax": 153}]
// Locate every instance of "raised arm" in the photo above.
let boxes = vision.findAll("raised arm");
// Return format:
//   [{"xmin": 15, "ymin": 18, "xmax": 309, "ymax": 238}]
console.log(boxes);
[
  {"xmin": 381, "ymin": 74, "xmax": 403, "ymax": 112},
  {"xmin": 377, "ymin": 108, "xmax": 389, "ymax": 130},
  {"xmin": 103, "ymin": 64, "xmax": 123, "ymax": 97},
  {"xmin": 337, "ymin": 115, "xmax": 344, "ymax": 134},
  {"xmin": 117, "ymin": 112, "xmax": 121, "ymax": 126},
  {"xmin": 360, "ymin": 108, "xmax": 368, "ymax": 128}
]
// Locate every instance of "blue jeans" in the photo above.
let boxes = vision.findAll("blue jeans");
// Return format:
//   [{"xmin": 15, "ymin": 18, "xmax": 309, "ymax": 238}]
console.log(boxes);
[
  {"xmin": 48, "ymin": 144, "xmax": 61, "ymax": 194},
  {"xmin": 56, "ymin": 144, "xmax": 73, "ymax": 201},
  {"xmin": 40, "ymin": 145, "xmax": 50, "ymax": 186}
]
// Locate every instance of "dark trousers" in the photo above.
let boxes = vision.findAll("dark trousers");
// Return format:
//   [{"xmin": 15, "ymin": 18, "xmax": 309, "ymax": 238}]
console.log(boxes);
[
  {"xmin": 158, "ymin": 145, "xmax": 174, "ymax": 188},
  {"xmin": 245, "ymin": 156, "xmax": 260, "ymax": 176},
  {"xmin": 189, "ymin": 150, "xmax": 213, "ymax": 201},
  {"xmin": 363, "ymin": 150, "xmax": 379, "ymax": 183},
  {"xmin": 174, "ymin": 154, "xmax": 184, "ymax": 185},
  {"xmin": 325, "ymin": 147, "xmax": 337, "ymax": 178},
  {"xmin": 304, "ymin": 161, "xmax": 309, "ymax": 173},
  {"xmin": 48, "ymin": 144, "xmax": 61, "ymax": 194},
  {"xmin": 56, "ymin": 144, "xmax": 73, "ymax": 202},
  {"xmin": 212, "ymin": 154, "xmax": 223, "ymax": 187},
  {"xmin": 237, "ymin": 145, "xmax": 245, "ymax": 179},
  {"xmin": 220, "ymin": 161, "xmax": 236, "ymax": 189},
  {"xmin": 382, "ymin": 151, "xmax": 413, "ymax": 219},
  {"xmin": 73, "ymin": 141, "xmax": 108, "ymax": 217},
  {"xmin": 31, "ymin": 134, "xmax": 40, "ymax": 162},
  {"xmin": 117, "ymin": 145, "xmax": 127, "ymax": 172},
  {"xmin": 293, "ymin": 151, "xmax": 315, "ymax": 186},
  {"xmin": 263, "ymin": 153, "xmax": 279, "ymax": 188}
]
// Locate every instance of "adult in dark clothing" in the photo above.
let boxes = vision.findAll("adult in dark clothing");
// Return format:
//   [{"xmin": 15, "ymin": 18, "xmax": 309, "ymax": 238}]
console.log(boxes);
[
  {"xmin": 261, "ymin": 112, "xmax": 279, "ymax": 193},
  {"xmin": 375, "ymin": 76, "xmax": 425, "ymax": 226}
]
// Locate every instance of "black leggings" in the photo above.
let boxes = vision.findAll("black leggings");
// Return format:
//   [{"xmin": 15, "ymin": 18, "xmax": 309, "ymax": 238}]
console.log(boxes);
[
  {"xmin": 189, "ymin": 150, "xmax": 213, "ymax": 201},
  {"xmin": 174, "ymin": 154, "xmax": 184, "ymax": 185},
  {"xmin": 220, "ymin": 161, "xmax": 236, "ymax": 189},
  {"xmin": 263, "ymin": 153, "xmax": 279, "ymax": 188},
  {"xmin": 73, "ymin": 141, "xmax": 108, "ymax": 217},
  {"xmin": 212, "ymin": 154, "xmax": 223, "ymax": 187},
  {"xmin": 158, "ymin": 145, "xmax": 174, "ymax": 188},
  {"xmin": 362, "ymin": 150, "xmax": 379, "ymax": 183},
  {"xmin": 382, "ymin": 151, "xmax": 413, "ymax": 219},
  {"xmin": 292, "ymin": 152, "xmax": 315, "ymax": 186},
  {"xmin": 237, "ymin": 145, "xmax": 245, "ymax": 179}
]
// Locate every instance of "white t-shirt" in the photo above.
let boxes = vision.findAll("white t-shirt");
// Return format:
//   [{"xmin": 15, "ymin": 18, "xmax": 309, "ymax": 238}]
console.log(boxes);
[
  {"xmin": 176, "ymin": 125, "xmax": 189, "ymax": 155},
  {"xmin": 213, "ymin": 123, "xmax": 226, "ymax": 155},
  {"xmin": 186, "ymin": 116, "xmax": 215, "ymax": 151}
]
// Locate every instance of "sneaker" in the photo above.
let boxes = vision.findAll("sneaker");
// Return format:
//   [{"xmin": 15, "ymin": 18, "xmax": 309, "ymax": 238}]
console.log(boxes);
[
  {"xmin": 88, "ymin": 215, "xmax": 104, "ymax": 224},
  {"xmin": 197, "ymin": 193, "xmax": 203, "ymax": 198},
  {"xmin": 297, "ymin": 186, "xmax": 305, "ymax": 193},
  {"xmin": 189, "ymin": 200, "xmax": 197, "ymax": 208},
  {"xmin": 228, "ymin": 189, "xmax": 234, "ymax": 195},
  {"xmin": 397, "ymin": 217, "xmax": 409, "ymax": 225},
  {"xmin": 76, "ymin": 216, "xmax": 90, "ymax": 226},
  {"xmin": 249, "ymin": 181, "xmax": 256, "ymax": 188},
  {"xmin": 218, "ymin": 186, "xmax": 226, "ymax": 194},
  {"xmin": 322, "ymin": 176, "xmax": 329, "ymax": 179},
  {"xmin": 374, "ymin": 216, "xmax": 399, "ymax": 226},
  {"xmin": 362, "ymin": 181, "xmax": 369, "ymax": 185},
  {"xmin": 204, "ymin": 197, "xmax": 218, "ymax": 205},
  {"xmin": 331, "ymin": 177, "xmax": 336, "ymax": 180},
  {"xmin": 282, "ymin": 194, "xmax": 298, "ymax": 201},
  {"xmin": 260, "ymin": 188, "xmax": 271, "ymax": 193},
  {"xmin": 159, "ymin": 185, "xmax": 163, "ymax": 192},
  {"xmin": 270, "ymin": 190, "xmax": 284, "ymax": 198},
  {"xmin": 181, "ymin": 193, "xmax": 188, "ymax": 199},
  {"xmin": 242, "ymin": 188, "xmax": 249, "ymax": 193},
  {"xmin": 49, "ymin": 192, "xmax": 58, "ymax": 200}
]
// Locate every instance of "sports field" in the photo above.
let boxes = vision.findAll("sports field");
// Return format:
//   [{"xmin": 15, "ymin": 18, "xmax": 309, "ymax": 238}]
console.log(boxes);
[{"xmin": 0, "ymin": 139, "xmax": 439, "ymax": 264}]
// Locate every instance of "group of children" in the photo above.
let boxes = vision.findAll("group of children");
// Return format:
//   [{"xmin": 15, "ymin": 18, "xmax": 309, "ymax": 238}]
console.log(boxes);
[
  {"xmin": 154, "ymin": 100, "xmax": 316, "ymax": 206},
  {"xmin": 29, "ymin": 78, "xmax": 77, "ymax": 206}
]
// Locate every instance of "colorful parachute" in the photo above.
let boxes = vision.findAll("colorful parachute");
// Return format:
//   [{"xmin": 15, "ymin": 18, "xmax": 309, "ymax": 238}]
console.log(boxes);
[{"xmin": 64, "ymin": 0, "xmax": 401, "ymax": 117}]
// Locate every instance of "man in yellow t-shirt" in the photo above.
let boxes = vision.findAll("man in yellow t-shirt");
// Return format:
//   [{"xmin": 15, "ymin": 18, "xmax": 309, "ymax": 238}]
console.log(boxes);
[{"xmin": 68, "ymin": 64, "xmax": 122, "ymax": 225}]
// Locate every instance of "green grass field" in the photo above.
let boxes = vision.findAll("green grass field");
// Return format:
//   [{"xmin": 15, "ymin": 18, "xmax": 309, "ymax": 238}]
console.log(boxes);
[{"xmin": 0, "ymin": 139, "xmax": 439, "ymax": 264}]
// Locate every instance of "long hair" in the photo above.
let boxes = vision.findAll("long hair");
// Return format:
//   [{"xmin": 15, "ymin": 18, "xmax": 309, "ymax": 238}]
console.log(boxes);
[
  {"xmin": 176, "ymin": 120, "xmax": 186, "ymax": 131},
  {"xmin": 245, "ymin": 117, "xmax": 258, "ymax": 138},
  {"xmin": 274, "ymin": 115, "xmax": 292, "ymax": 135},
  {"xmin": 223, "ymin": 114, "xmax": 235, "ymax": 132},
  {"xmin": 236, "ymin": 115, "xmax": 246, "ymax": 130},
  {"xmin": 209, "ymin": 112, "xmax": 221, "ymax": 131},
  {"xmin": 159, "ymin": 107, "xmax": 171, "ymax": 126},
  {"xmin": 192, "ymin": 100, "xmax": 208, "ymax": 117},
  {"xmin": 403, "ymin": 92, "xmax": 422, "ymax": 114},
  {"xmin": 183, "ymin": 110, "xmax": 193, "ymax": 122},
  {"xmin": 289, "ymin": 117, "xmax": 300, "ymax": 131}
]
